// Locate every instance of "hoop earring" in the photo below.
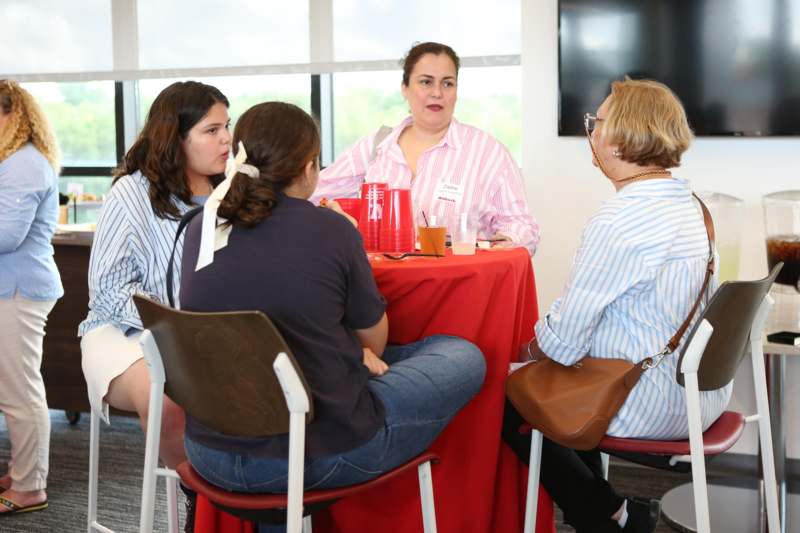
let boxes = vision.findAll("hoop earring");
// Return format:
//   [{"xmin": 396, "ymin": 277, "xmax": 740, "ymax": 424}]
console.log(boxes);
[{"xmin": 612, "ymin": 150, "xmax": 621, "ymax": 158}]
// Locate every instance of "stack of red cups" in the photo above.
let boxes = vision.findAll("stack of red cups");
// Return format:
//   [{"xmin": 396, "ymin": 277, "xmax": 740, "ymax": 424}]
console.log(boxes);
[
  {"xmin": 334, "ymin": 198, "xmax": 362, "ymax": 224},
  {"xmin": 379, "ymin": 188, "xmax": 415, "ymax": 253},
  {"xmin": 358, "ymin": 182, "xmax": 387, "ymax": 251}
]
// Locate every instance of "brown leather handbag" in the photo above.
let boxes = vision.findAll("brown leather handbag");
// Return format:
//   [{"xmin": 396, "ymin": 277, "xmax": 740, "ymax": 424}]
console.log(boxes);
[{"xmin": 506, "ymin": 195, "xmax": 715, "ymax": 451}]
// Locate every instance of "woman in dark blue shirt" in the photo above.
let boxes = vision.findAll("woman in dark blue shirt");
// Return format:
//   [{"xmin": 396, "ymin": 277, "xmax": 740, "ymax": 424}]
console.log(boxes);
[{"xmin": 180, "ymin": 102, "xmax": 485, "ymax": 530}]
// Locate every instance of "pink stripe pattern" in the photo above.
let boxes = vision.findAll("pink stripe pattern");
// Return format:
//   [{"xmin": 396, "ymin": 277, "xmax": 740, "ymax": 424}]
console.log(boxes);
[{"xmin": 312, "ymin": 117, "xmax": 540, "ymax": 255}]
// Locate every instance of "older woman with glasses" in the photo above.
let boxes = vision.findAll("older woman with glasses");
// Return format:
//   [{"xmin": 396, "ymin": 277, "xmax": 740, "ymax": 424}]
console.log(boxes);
[{"xmin": 502, "ymin": 78, "xmax": 726, "ymax": 533}]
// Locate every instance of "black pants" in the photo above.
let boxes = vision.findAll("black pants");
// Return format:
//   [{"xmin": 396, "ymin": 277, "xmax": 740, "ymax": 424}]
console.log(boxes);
[{"xmin": 502, "ymin": 400, "xmax": 625, "ymax": 532}]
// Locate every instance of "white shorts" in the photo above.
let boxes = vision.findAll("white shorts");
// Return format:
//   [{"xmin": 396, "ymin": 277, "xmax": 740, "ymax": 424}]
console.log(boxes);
[{"xmin": 80, "ymin": 323, "xmax": 143, "ymax": 424}]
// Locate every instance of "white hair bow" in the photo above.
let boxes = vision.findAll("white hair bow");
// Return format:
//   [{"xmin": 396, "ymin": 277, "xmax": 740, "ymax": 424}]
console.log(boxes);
[{"xmin": 195, "ymin": 141, "xmax": 260, "ymax": 271}]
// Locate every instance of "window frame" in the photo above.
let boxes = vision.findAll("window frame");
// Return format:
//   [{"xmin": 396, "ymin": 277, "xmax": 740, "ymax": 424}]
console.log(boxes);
[
  {"xmin": 56, "ymin": 81, "xmax": 124, "ymax": 180},
  {"xmin": 9, "ymin": 0, "xmax": 520, "ymax": 181}
]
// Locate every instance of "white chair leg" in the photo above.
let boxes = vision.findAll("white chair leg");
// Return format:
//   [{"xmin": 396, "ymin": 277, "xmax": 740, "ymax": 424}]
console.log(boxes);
[
  {"xmin": 684, "ymin": 372, "xmax": 711, "ymax": 533},
  {"xmin": 524, "ymin": 430, "xmax": 543, "ymax": 533},
  {"xmin": 750, "ymin": 319, "xmax": 782, "ymax": 533},
  {"xmin": 417, "ymin": 460, "xmax": 438, "ymax": 533},
  {"xmin": 601, "ymin": 452, "xmax": 610, "ymax": 480},
  {"xmin": 165, "ymin": 474, "xmax": 180, "ymax": 533},
  {"xmin": 139, "ymin": 383, "xmax": 165, "ymax": 533},
  {"xmin": 87, "ymin": 410, "xmax": 102, "ymax": 533},
  {"xmin": 286, "ymin": 411, "xmax": 307, "ymax": 533},
  {"xmin": 274, "ymin": 353, "xmax": 310, "ymax": 533},
  {"xmin": 302, "ymin": 514, "xmax": 313, "ymax": 533}
]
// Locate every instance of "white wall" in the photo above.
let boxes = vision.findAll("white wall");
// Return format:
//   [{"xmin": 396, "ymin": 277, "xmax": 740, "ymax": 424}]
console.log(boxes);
[{"xmin": 522, "ymin": 0, "xmax": 800, "ymax": 458}]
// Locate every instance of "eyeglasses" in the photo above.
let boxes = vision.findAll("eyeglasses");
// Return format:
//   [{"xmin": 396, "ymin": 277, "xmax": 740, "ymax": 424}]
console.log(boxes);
[{"xmin": 584, "ymin": 113, "xmax": 604, "ymax": 136}]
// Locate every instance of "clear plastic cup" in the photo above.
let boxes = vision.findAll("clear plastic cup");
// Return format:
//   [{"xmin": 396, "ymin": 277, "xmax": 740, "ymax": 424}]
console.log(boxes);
[
  {"xmin": 451, "ymin": 212, "xmax": 478, "ymax": 255},
  {"xmin": 417, "ymin": 213, "xmax": 447, "ymax": 256}
]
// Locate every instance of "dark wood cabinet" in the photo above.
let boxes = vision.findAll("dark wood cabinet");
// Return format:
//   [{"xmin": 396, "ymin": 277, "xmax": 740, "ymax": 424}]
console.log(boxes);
[{"xmin": 43, "ymin": 236, "xmax": 92, "ymax": 414}]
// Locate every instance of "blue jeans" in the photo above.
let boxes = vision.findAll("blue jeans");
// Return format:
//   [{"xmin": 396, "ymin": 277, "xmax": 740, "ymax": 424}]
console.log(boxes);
[{"xmin": 185, "ymin": 334, "xmax": 485, "ymax": 532}]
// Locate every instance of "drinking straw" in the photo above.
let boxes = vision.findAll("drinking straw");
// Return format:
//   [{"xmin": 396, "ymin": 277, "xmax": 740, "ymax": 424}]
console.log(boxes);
[{"xmin": 422, "ymin": 211, "xmax": 430, "ymax": 227}]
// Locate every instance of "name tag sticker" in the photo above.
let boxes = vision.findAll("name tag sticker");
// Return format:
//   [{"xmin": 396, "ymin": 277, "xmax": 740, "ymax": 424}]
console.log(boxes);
[{"xmin": 434, "ymin": 181, "xmax": 463, "ymax": 203}]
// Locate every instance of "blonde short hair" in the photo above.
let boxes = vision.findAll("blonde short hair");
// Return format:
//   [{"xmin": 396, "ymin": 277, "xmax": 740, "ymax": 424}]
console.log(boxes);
[{"xmin": 602, "ymin": 78, "xmax": 693, "ymax": 168}]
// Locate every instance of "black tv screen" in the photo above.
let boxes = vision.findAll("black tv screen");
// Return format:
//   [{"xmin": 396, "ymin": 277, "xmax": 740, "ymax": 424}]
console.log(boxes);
[{"xmin": 559, "ymin": 0, "xmax": 800, "ymax": 136}]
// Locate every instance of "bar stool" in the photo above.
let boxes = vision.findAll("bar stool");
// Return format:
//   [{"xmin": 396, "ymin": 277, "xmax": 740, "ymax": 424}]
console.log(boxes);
[
  {"xmin": 133, "ymin": 294, "xmax": 439, "ymax": 533},
  {"xmin": 514, "ymin": 266, "xmax": 783, "ymax": 533}
]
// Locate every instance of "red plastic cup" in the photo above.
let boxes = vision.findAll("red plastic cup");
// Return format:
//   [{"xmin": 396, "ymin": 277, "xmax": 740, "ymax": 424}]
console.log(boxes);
[
  {"xmin": 379, "ymin": 188, "xmax": 415, "ymax": 253},
  {"xmin": 334, "ymin": 198, "xmax": 362, "ymax": 223},
  {"xmin": 359, "ymin": 183, "xmax": 387, "ymax": 251}
]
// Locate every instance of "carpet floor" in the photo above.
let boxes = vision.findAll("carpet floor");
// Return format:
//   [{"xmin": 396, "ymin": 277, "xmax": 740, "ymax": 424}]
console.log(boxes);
[{"xmin": 0, "ymin": 410, "xmax": 723, "ymax": 532}]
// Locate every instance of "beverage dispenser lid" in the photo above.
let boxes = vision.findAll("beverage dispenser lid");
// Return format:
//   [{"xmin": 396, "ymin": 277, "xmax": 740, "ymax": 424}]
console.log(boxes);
[
  {"xmin": 763, "ymin": 190, "xmax": 800, "ymax": 203},
  {"xmin": 696, "ymin": 191, "xmax": 744, "ymax": 205}
]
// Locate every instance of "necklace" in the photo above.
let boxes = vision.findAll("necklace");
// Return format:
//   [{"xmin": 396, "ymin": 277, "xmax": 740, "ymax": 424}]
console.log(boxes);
[{"xmin": 616, "ymin": 168, "xmax": 672, "ymax": 184}]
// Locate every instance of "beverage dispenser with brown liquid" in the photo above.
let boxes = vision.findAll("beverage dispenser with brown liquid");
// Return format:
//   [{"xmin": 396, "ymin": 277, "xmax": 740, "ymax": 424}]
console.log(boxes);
[{"xmin": 763, "ymin": 190, "xmax": 800, "ymax": 329}]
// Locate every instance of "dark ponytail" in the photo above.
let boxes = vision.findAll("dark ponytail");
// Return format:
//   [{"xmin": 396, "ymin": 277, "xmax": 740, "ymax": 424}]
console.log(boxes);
[{"xmin": 217, "ymin": 102, "xmax": 320, "ymax": 227}]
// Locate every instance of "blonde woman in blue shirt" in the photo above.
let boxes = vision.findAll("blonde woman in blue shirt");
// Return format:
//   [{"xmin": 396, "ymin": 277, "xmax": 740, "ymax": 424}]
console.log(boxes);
[
  {"xmin": 504, "ymin": 79, "xmax": 719, "ymax": 533},
  {"xmin": 0, "ymin": 80, "xmax": 62, "ymax": 516},
  {"xmin": 79, "ymin": 82, "xmax": 231, "ymax": 488}
]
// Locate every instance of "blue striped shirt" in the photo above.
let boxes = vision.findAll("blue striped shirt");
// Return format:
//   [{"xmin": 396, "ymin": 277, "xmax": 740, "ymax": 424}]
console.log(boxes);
[
  {"xmin": 535, "ymin": 178, "xmax": 730, "ymax": 440},
  {"xmin": 78, "ymin": 172, "xmax": 199, "ymax": 336}
]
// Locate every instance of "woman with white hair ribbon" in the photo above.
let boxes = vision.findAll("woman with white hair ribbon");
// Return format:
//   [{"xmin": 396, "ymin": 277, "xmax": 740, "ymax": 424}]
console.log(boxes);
[
  {"xmin": 178, "ymin": 102, "xmax": 485, "ymax": 533},
  {"xmin": 195, "ymin": 141, "xmax": 260, "ymax": 271}
]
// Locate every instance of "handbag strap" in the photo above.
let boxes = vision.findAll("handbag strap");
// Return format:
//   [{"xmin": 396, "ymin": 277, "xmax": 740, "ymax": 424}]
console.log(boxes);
[
  {"xmin": 165, "ymin": 206, "xmax": 204, "ymax": 309},
  {"xmin": 644, "ymin": 193, "xmax": 715, "ymax": 368},
  {"xmin": 369, "ymin": 125, "xmax": 393, "ymax": 163}
]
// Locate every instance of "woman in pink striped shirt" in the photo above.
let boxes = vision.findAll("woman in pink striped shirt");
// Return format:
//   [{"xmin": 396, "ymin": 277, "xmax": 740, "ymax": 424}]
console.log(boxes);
[{"xmin": 312, "ymin": 42, "xmax": 540, "ymax": 255}]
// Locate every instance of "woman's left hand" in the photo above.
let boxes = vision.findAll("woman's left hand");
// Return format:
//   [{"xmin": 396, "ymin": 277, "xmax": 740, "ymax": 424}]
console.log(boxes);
[
  {"xmin": 519, "ymin": 337, "xmax": 547, "ymax": 362},
  {"xmin": 320, "ymin": 198, "xmax": 358, "ymax": 227},
  {"xmin": 362, "ymin": 347, "xmax": 389, "ymax": 376},
  {"xmin": 489, "ymin": 233, "xmax": 514, "ymax": 248}
]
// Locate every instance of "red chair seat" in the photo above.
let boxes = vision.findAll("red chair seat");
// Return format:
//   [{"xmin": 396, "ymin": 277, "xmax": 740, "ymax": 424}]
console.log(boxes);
[
  {"xmin": 175, "ymin": 452, "xmax": 439, "ymax": 510},
  {"xmin": 599, "ymin": 411, "xmax": 745, "ymax": 456}
]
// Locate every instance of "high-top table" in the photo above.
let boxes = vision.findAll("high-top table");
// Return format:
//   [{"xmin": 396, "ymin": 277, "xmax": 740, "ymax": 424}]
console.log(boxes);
[{"xmin": 195, "ymin": 247, "xmax": 555, "ymax": 532}]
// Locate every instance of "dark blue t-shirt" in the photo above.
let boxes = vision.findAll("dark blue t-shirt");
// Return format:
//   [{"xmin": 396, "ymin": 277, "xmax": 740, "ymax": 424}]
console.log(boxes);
[{"xmin": 180, "ymin": 195, "xmax": 387, "ymax": 458}]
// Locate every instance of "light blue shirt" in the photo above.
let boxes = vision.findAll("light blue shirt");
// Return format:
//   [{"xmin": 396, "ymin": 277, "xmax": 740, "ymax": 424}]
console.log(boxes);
[
  {"xmin": 0, "ymin": 143, "xmax": 63, "ymax": 301},
  {"xmin": 535, "ymin": 178, "xmax": 731, "ymax": 440},
  {"xmin": 78, "ymin": 172, "xmax": 202, "ymax": 336}
]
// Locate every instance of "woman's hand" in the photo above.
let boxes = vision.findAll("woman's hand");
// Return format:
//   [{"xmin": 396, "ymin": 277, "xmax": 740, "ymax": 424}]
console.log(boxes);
[
  {"xmin": 362, "ymin": 347, "xmax": 389, "ymax": 376},
  {"xmin": 320, "ymin": 198, "xmax": 358, "ymax": 227},
  {"xmin": 518, "ymin": 337, "xmax": 547, "ymax": 362},
  {"xmin": 489, "ymin": 233, "xmax": 514, "ymax": 248}
]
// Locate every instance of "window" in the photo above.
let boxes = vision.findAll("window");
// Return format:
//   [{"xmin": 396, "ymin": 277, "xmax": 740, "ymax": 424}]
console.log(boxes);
[
  {"xmin": 22, "ymin": 81, "xmax": 117, "ymax": 222},
  {"xmin": 332, "ymin": 0, "xmax": 520, "ymax": 61},
  {"xmin": 8, "ymin": 0, "xmax": 522, "ymax": 224},
  {"xmin": 138, "ymin": 75, "xmax": 312, "ymax": 129},
  {"xmin": 22, "ymin": 82, "xmax": 117, "ymax": 167},
  {"xmin": 332, "ymin": 67, "xmax": 522, "ymax": 163},
  {"xmin": 137, "ymin": 0, "xmax": 309, "ymax": 69},
  {"xmin": 0, "ymin": 0, "xmax": 112, "ymax": 74},
  {"xmin": 332, "ymin": 71, "xmax": 406, "ymax": 156},
  {"xmin": 455, "ymin": 67, "xmax": 522, "ymax": 163}
]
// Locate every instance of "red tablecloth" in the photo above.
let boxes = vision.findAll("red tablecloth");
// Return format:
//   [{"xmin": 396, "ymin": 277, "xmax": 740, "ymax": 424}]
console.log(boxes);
[{"xmin": 195, "ymin": 248, "xmax": 554, "ymax": 533}]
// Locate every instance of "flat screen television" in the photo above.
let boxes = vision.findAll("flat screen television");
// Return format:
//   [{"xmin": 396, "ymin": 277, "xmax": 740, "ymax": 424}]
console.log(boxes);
[{"xmin": 559, "ymin": 0, "xmax": 800, "ymax": 136}]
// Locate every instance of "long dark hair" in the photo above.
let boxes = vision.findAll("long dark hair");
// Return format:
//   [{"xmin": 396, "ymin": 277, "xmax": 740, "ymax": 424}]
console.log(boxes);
[
  {"xmin": 217, "ymin": 102, "xmax": 320, "ymax": 227},
  {"xmin": 114, "ymin": 81, "xmax": 229, "ymax": 219}
]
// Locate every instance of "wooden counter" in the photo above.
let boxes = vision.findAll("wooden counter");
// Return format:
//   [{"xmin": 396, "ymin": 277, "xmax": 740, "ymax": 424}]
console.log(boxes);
[{"xmin": 45, "ymin": 234, "xmax": 93, "ymax": 418}]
